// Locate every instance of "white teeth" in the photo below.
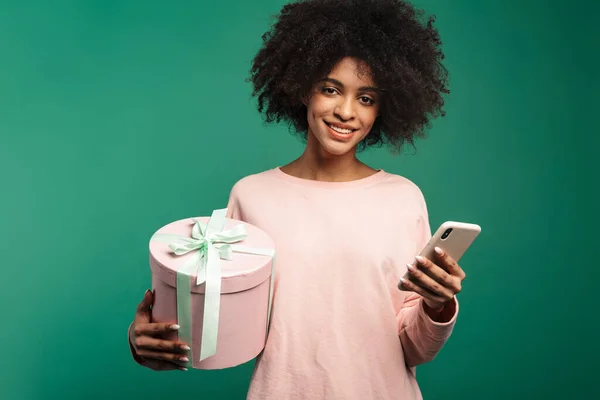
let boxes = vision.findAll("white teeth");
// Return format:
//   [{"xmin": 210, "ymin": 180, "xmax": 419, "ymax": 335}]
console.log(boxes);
[{"xmin": 328, "ymin": 123, "xmax": 353, "ymax": 134}]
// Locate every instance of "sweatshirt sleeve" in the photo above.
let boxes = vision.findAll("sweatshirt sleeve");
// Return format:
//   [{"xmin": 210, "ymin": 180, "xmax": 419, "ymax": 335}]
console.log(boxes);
[
  {"xmin": 225, "ymin": 181, "xmax": 244, "ymax": 220},
  {"xmin": 396, "ymin": 189, "xmax": 459, "ymax": 368}
]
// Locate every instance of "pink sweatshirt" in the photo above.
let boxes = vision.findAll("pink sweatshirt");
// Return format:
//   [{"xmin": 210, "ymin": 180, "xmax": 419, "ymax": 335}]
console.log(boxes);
[{"xmin": 225, "ymin": 167, "xmax": 459, "ymax": 400}]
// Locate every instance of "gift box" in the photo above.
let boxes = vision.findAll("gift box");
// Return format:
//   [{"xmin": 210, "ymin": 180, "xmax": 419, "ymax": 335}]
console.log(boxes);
[{"xmin": 148, "ymin": 208, "xmax": 275, "ymax": 370}]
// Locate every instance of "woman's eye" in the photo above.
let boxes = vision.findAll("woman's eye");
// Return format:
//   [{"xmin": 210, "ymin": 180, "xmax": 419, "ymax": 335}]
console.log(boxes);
[
  {"xmin": 321, "ymin": 87, "xmax": 337, "ymax": 95},
  {"xmin": 360, "ymin": 96, "xmax": 375, "ymax": 105}
]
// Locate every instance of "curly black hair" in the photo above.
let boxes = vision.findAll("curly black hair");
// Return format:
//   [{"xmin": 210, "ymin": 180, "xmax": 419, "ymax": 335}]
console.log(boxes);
[{"xmin": 248, "ymin": 0, "xmax": 449, "ymax": 152}]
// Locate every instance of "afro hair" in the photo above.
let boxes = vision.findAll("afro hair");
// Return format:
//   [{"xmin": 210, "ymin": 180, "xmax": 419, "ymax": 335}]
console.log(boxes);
[{"xmin": 248, "ymin": 0, "xmax": 449, "ymax": 152}]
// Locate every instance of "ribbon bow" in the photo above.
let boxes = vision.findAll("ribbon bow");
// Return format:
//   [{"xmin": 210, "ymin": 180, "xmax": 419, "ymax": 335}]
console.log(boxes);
[
  {"xmin": 151, "ymin": 208, "xmax": 275, "ymax": 364},
  {"xmin": 166, "ymin": 211, "xmax": 250, "ymax": 284}
]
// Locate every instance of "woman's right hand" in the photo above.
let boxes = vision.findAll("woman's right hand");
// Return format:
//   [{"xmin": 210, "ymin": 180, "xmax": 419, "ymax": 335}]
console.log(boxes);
[{"xmin": 129, "ymin": 289, "xmax": 191, "ymax": 371}]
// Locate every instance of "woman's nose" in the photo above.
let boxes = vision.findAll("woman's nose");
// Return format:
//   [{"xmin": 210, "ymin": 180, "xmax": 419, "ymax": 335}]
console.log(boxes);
[{"xmin": 334, "ymin": 98, "xmax": 355, "ymax": 121}]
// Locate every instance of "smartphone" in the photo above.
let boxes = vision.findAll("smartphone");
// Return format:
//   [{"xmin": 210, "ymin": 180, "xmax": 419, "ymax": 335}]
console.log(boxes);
[{"xmin": 401, "ymin": 221, "xmax": 481, "ymax": 282}]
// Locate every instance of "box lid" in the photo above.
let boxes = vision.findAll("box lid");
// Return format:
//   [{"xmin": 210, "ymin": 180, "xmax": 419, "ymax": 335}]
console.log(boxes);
[{"xmin": 149, "ymin": 216, "xmax": 275, "ymax": 294}]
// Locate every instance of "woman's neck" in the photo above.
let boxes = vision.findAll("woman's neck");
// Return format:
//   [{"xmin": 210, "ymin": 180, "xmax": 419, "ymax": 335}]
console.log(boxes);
[{"xmin": 280, "ymin": 138, "xmax": 378, "ymax": 183}]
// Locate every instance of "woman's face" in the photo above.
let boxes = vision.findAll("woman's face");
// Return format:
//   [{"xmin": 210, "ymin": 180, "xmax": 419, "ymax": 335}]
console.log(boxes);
[{"xmin": 305, "ymin": 57, "xmax": 380, "ymax": 157}]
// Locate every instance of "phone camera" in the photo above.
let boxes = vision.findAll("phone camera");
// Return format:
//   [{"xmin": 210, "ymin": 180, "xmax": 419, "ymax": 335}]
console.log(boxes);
[{"xmin": 441, "ymin": 228, "xmax": 453, "ymax": 240}]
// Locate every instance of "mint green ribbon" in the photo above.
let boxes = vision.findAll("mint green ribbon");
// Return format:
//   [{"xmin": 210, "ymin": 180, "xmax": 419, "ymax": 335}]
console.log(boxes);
[{"xmin": 151, "ymin": 208, "xmax": 276, "ymax": 365}]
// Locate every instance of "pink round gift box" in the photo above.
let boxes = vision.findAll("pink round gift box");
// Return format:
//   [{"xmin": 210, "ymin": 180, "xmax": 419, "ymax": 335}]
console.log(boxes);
[{"xmin": 148, "ymin": 216, "xmax": 275, "ymax": 370}]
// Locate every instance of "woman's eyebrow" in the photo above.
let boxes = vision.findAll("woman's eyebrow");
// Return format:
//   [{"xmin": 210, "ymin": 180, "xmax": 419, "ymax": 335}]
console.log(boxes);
[{"xmin": 321, "ymin": 78, "xmax": 380, "ymax": 93}]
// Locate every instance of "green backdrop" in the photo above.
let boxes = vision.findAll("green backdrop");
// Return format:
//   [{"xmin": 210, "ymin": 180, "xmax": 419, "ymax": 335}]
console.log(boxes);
[{"xmin": 1, "ymin": 0, "xmax": 597, "ymax": 399}]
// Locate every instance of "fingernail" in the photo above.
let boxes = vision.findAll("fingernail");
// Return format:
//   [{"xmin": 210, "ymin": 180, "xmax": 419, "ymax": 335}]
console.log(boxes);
[
  {"xmin": 145, "ymin": 289, "xmax": 151, "ymax": 295},
  {"xmin": 170, "ymin": 324, "xmax": 180, "ymax": 330},
  {"xmin": 180, "ymin": 356, "xmax": 189, "ymax": 362},
  {"xmin": 434, "ymin": 247, "xmax": 443, "ymax": 255},
  {"xmin": 179, "ymin": 367, "xmax": 188, "ymax": 371},
  {"xmin": 181, "ymin": 345, "xmax": 191, "ymax": 351},
  {"xmin": 415, "ymin": 255, "xmax": 425, "ymax": 263},
  {"xmin": 406, "ymin": 263, "xmax": 416, "ymax": 272}
]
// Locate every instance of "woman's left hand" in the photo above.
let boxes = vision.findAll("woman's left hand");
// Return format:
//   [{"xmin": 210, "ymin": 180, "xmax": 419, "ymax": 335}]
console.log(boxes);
[{"xmin": 399, "ymin": 246, "xmax": 466, "ymax": 310}]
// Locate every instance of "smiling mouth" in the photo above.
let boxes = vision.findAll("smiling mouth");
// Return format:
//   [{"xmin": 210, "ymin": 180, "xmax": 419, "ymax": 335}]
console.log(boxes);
[{"xmin": 325, "ymin": 122, "xmax": 357, "ymax": 135}]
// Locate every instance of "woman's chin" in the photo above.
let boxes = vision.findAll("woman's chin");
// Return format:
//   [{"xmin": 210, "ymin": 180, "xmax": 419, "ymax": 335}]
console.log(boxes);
[
  {"xmin": 307, "ymin": 129, "xmax": 362, "ymax": 157},
  {"xmin": 319, "ymin": 140, "xmax": 358, "ymax": 157}
]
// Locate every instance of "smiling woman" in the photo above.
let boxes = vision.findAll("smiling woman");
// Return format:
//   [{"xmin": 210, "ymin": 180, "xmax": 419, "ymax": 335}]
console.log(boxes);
[
  {"xmin": 128, "ymin": 1, "xmax": 465, "ymax": 399},
  {"xmin": 0, "ymin": 0, "xmax": 593, "ymax": 397}
]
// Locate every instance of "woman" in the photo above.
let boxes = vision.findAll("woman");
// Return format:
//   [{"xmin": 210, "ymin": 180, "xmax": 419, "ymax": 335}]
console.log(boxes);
[{"xmin": 129, "ymin": 1, "xmax": 466, "ymax": 398}]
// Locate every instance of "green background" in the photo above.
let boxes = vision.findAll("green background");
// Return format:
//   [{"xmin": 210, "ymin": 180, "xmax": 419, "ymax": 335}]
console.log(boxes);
[{"xmin": 1, "ymin": 0, "xmax": 597, "ymax": 399}]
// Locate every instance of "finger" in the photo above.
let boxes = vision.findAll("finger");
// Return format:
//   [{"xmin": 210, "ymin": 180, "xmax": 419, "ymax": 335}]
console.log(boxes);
[
  {"xmin": 433, "ymin": 247, "xmax": 466, "ymax": 280},
  {"xmin": 134, "ymin": 322, "xmax": 181, "ymax": 337},
  {"xmin": 134, "ymin": 335, "xmax": 191, "ymax": 354},
  {"xmin": 136, "ymin": 348, "xmax": 191, "ymax": 366},
  {"xmin": 399, "ymin": 276, "xmax": 447, "ymax": 304},
  {"xmin": 414, "ymin": 255, "xmax": 450, "ymax": 282},
  {"xmin": 134, "ymin": 289, "xmax": 154, "ymax": 324},
  {"xmin": 406, "ymin": 263, "xmax": 456, "ymax": 300},
  {"xmin": 414, "ymin": 256, "xmax": 462, "ymax": 294},
  {"xmin": 145, "ymin": 359, "xmax": 188, "ymax": 372}
]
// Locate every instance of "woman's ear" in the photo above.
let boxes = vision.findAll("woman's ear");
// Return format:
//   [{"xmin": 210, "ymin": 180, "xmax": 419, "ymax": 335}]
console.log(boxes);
[{"xmin": 300, "ymin": 88, "xmax": 312, "ymax": 107}]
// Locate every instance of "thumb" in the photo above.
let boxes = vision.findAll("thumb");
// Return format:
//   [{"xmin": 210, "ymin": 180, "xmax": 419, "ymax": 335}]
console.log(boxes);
[{"xmin": 134, "ymin": 289, "xmax": 154, "ymax": 324}]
